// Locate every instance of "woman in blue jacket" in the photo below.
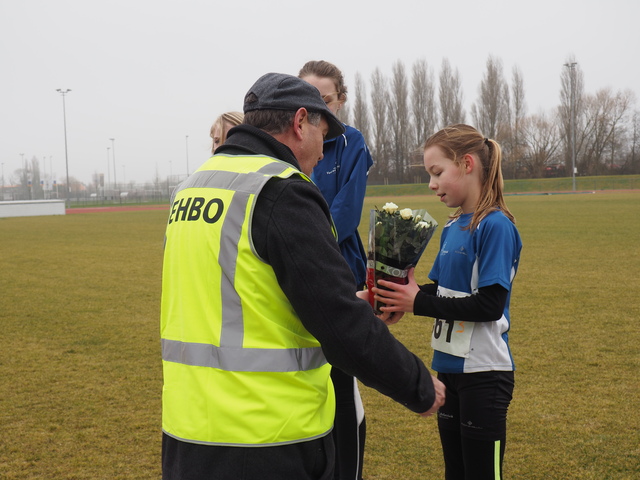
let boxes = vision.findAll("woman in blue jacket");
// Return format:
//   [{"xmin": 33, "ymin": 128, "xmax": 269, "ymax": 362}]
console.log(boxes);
[{"xmin": 299, "ymin": 60, "xmax": 373, "ymax": 480}]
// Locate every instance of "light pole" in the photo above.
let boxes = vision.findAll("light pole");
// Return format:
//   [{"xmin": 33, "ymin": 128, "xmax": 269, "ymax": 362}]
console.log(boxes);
[
  {"xmin": 42, "ymin": 154, "xmax": 47, "ymax": 199},
  {"xmin": 185, "ymin": 135, "xmax": 190, "ymax": 176},
  {"xmin": 110, "ymin": 138, "xmax": 117, "ymax": 198},
  {"xmin": 106, "ymin": 147, "xmax": 111, "ymax": 200},
  {"xmin": 564, "ymin": 62, "xmax": 577, "ymax": 191},
  {"xmin": 56, "ymin": 89, "xmax": 72, "ymax": 204}
]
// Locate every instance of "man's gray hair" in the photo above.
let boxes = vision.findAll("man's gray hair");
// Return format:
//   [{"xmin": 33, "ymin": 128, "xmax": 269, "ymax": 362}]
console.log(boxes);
[{"xmin": 244, "ymin": 101, "xmax": 322, "ymax": 136}]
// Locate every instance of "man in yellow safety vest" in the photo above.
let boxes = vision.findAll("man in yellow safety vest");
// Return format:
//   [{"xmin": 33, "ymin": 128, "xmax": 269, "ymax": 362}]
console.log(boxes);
[{"xmin": 160, "ymin": 72, "xmax": 445, "ymax": 480}]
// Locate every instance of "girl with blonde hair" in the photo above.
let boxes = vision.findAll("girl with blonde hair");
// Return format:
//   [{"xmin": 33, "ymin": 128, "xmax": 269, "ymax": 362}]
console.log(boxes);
[
  {"xmin": 210, "ymin": 111, "xmax": 244, "ymax": 154},
  {"xmin": 374, "ymin": 124, "xmax": 522, "ymax": 480}
]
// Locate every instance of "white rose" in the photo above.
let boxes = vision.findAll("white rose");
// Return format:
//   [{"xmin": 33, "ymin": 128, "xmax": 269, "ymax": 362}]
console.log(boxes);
[
  {"xmin": 415, "ymin": 215, "xmax": 422, "ymax": 222},
  {"xmin": 417, "ymin": 221, "xmax": 431, "ymax": 229},
  {"xmin": 382, "ymin": 202, "xmax": 398, "ymax": 214},
  {"xmin": 400, "ymin": 208, "xmax": 413, "ymax": 220}
]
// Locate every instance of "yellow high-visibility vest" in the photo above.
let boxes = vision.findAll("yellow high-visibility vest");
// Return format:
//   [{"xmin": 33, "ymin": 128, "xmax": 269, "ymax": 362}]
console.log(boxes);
[{"xmin": 161, "ymin": 154, "xmax": 335, "ymax": 446}]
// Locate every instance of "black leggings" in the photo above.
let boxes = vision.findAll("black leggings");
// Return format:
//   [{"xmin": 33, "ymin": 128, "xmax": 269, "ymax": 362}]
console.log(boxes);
[{"xmin": 436, "ymin": 371, "xmax": 514, "ymax": 480}]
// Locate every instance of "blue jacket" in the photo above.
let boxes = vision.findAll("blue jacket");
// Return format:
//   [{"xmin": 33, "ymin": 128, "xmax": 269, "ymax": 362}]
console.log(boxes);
[{"xmin": 312, "ymin": 124, "xmax": 373, "ymax": 288}]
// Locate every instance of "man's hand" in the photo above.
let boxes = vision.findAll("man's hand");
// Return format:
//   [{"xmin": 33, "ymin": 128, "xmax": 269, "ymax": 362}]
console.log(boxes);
[
  {"xmin": 355, "ymin": 290, "xmax": 369, "ymax": 302},
  {"xmin": 420, "ymin": 375, "xmax": 446, "ymax": 417},
  {"xmin": 377, "ymin": 310, "xmax": 403, "ymax": 326},
  {"xmin": 356, "ymin": 289, "xmax": 404, "ymax": 325}
]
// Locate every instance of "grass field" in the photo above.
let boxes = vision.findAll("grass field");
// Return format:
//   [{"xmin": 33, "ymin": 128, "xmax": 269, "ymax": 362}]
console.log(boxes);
[{"xmin": 1, "ymin": 190, "xmax": 639, "ymax": 479}]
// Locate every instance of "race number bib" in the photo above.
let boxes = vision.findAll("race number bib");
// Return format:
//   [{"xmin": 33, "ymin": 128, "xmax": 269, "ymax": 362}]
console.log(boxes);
[{"xmin": 431, "ymin": 318, "xmax": 475, "ymax": 358}]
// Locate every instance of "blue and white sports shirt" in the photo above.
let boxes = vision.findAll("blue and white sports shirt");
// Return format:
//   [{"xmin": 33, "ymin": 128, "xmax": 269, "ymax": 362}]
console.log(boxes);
[{"xmin": 429, "ymin": 211, "xmax": 522, "ymax": 374}]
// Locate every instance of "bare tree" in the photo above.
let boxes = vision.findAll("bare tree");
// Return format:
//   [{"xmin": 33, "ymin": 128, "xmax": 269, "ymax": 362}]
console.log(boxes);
[
  {"xmin": 30, "ymin": 156, "xmax": 43, "ymax": 199},
  {"xmin": 438, "ymin": 58, "xmax": 466, "ymax": 127},
  {"xmin": 471, "ymin": 55, "xmax": 509, "ymax": 139},
  {"xmin": 18, "ymin": 159, "xmax": 31, "ymax": 200},
  {"xmin": 580, "ymin": 88, "xmax": 634, "ymax": 175},
  {"xmin": 411, "ymin": 58, "xmax": 437, "ymax": 148},
  {"xmin": 53, "ymin": 175, "xmax": 83, "ymax": 200},
  {"xmin": 337, "ymin": 103, "xmax": 351, "ymax": 125},
  {"xmin": 627, "ymin": 110, "xmax": 640, "ymax": 173},
  {"xmin": 370, "ymin": 67, "xmax": 390, "ymax": 182},
  {"xmin": 507, "ymin": 66, "xmax": 527, "ymax": 179},
  {"xmin": 608, "ymin": 89, "xmax": 636, "ymax": 171},
  {"xmin": 352, "ymin": 72, "xmax": 371, "ymax": 147},
  {"xmin": 388, "ymin": 60, "xmax": 411, "ymax": 183},
  {"xmin": 520, "ymin": 112, "xmax": 562, "ymax": 178}
]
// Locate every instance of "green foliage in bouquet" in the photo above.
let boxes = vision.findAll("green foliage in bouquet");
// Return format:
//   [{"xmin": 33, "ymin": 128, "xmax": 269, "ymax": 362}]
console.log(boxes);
[{"xmin": 372, "ymin": 202, "xmax": 438, "ymax": 266}]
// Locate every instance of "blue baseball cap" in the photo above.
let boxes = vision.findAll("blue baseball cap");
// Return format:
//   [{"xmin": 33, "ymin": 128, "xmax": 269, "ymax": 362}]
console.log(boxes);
[{"xmin": 243, "ymin": 72, "xmax": 345, "ymax": 140}]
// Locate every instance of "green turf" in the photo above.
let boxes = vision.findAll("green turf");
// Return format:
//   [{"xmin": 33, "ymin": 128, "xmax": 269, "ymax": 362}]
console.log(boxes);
[{"xmin": 0, "ymin": 192, "xmax": 638, "ymax": 479}]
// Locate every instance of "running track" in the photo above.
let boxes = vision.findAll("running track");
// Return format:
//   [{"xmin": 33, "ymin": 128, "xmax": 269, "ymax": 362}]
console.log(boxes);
[{"xmin": 66, "ymin": 204, "xmax": 168, "ymax": 214}]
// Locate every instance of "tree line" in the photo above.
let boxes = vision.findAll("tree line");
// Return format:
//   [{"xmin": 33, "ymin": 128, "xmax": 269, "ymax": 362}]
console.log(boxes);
[
  {"xmin": 339, "ymin": 55, "xmax": 639, "ymax": 185},
  {"xmin": 5, "ymin": 55, "xmax": 638, "ymax": 200}
]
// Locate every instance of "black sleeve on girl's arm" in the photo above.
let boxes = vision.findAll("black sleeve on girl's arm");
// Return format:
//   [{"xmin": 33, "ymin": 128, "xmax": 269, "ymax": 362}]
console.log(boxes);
[
  {"xmin": 413, "ymin": 283, "xmax": 508, "ymax": 322},
  {"xmin": 418, "ymin": 283, "xmax": 438, "ymax": 296}
]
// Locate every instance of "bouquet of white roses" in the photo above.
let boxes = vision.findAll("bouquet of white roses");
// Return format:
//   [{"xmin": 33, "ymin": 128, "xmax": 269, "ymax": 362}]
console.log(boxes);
[{"xmin": 366, "ymin": 202, "xmax": 438, "ymax": 313}]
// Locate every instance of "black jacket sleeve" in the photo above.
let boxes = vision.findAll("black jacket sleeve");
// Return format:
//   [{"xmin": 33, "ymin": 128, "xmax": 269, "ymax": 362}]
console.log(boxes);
[
  {"xmin": 251, "ymin": 176, "xmax": 436, "ymax": 414},
  {"xmin": 414, "ymin": 283, "xmax": 508, "ymax": 321}
]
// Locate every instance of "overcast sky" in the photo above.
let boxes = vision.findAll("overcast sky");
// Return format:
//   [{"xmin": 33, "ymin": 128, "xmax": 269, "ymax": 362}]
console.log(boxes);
[{"xmin": 1, "ymin": 0, "xmax": 638, "ymax": 186}]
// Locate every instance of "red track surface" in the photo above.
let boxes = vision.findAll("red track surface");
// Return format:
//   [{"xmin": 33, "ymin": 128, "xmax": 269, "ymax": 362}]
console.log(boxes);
[{"xmin": 66, "ymin": 204, "xmax": 168, "ymax": 214}]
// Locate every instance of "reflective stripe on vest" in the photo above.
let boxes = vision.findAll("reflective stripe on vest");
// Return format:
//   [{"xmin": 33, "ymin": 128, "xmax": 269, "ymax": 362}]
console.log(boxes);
[{"xmin": 161, "ymin": 337, "xmax": 327, "ymax": 372}]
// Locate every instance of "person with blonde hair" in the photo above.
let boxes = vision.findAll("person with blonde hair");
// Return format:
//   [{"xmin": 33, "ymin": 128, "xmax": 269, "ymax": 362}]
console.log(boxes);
[
  {"xmin": 374, "ymin": 124, "xmax": 522, "ymax": 480},
  {"xmin": 299, "ymin": 60, "xmax": 374, "ymax": 480},
  {"xmin": 210, "ymin": 111, "xmax": 244, "ymax": 154}
]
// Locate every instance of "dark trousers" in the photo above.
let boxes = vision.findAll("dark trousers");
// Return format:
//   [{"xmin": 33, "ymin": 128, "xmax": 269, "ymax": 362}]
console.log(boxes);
[
  {"xmin": 437, "ymin": 371, "xmax": 514, "ymax": 480},
  {"xmin": 331, "ymin": 367, "xmax": 366, "ymax": 480},
  {"xmin": 162, "ymin": 432, "xmax": 335, "ymax": 480}
]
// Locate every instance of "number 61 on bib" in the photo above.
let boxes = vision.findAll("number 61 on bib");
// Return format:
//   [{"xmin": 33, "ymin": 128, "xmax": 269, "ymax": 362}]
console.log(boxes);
[{"xmin": 431, "ymin": 318, "xmax": 475, "ymax": 358}]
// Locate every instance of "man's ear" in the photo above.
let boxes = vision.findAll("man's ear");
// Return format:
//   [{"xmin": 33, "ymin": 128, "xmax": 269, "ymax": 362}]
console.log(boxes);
[{"xmin": 292, "ymin": 108, "xmax": 308, "ymax": 141}]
